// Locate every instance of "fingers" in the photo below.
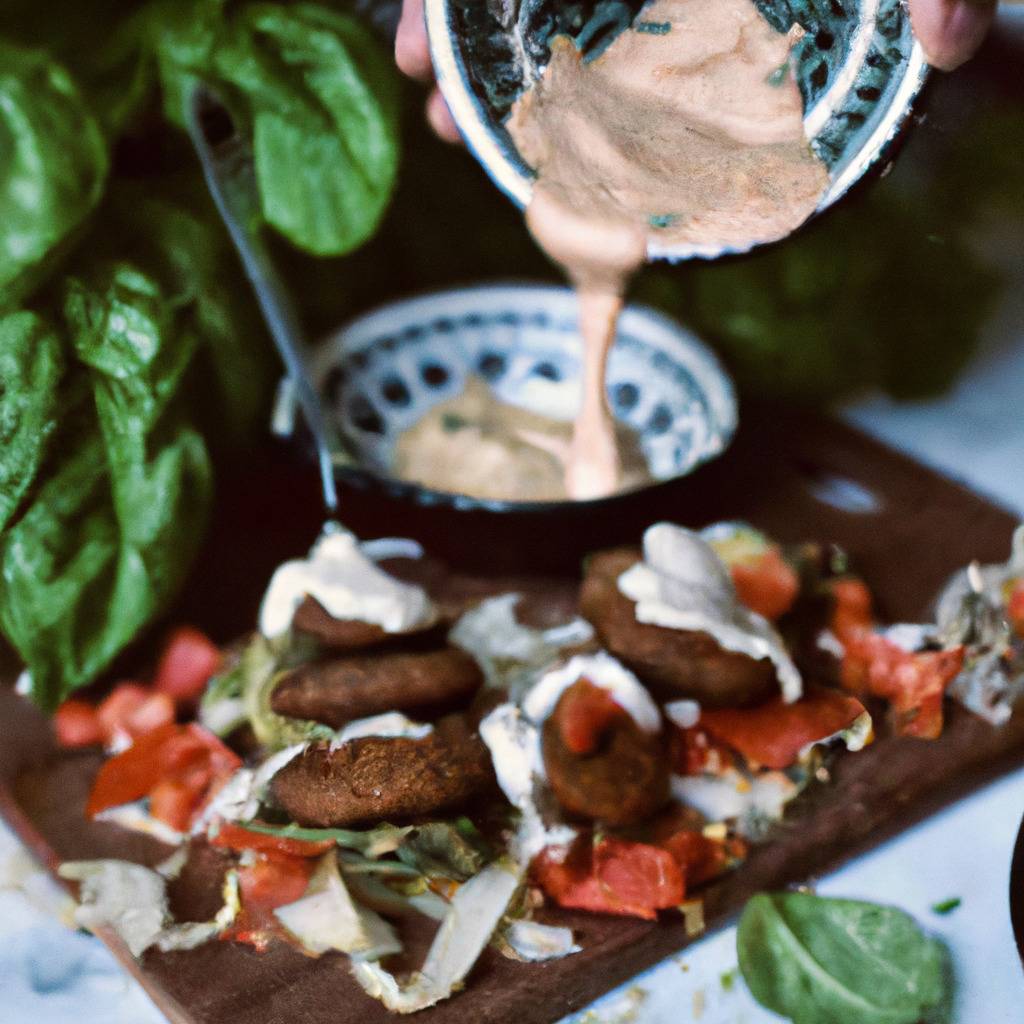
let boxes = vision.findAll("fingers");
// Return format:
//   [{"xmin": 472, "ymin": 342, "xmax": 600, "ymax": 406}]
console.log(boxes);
[
  {"xmin": 426, "ymin": 89, "xmax": 461, "ymax": 144},
  {"xmin": 908, "ymin": 0, "xmax": 998, "ymax": 71},
  {"xmin": 395, "ymin": 0, "xmax": 433, "ymax": 80}
]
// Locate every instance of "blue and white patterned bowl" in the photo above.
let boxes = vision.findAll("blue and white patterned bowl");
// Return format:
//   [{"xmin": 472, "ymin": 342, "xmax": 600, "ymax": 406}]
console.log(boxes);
[
  {"xmin": 308, "ymin": 284, "xmax": 737, "ymax": 511},
  {"xmin": 425, "ymin": 0, "xmax": 929, "ymax": 262}
]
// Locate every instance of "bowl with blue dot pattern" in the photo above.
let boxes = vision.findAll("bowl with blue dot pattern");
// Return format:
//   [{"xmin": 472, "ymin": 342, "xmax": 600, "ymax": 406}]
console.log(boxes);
[
  {"xmin": 308, "ymin": 283, "xmax": 737, "ymax": 512},
  {"xmin": 426, "ymin": 0, "xmax": 929, "ymax": 262}
]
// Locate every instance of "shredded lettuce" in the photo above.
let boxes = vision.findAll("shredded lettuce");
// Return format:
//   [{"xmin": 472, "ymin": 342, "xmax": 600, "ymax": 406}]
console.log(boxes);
[
  {"xmin": 351, "ymin": 860, "xmax": 522, "ymax": 1014},
  {"xmin": 274, "ymin": 852, "xmax": 401, "ymax": 959},
  {"xmin": 58, "ymin": 858, "xmax": 238, "ymax": 957}
]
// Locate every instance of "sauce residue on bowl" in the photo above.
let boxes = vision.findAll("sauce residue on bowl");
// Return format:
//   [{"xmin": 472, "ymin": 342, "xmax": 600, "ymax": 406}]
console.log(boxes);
[{"xmin": 506, "ymin": 0, "xmax": 828, "ymax": 500}]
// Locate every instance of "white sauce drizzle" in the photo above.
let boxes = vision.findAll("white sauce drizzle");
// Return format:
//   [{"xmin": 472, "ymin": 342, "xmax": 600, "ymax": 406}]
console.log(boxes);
[
  {"xmin": 258, "ymin": 524, "xmax": 437, "ymax": 639},
  {"xmin": 618, "ymin": 523, "xmax": 802, "ymax": 702},
  {"xmin": 522, "ymin": 651, "xmax": 662, "ymax": 733}
]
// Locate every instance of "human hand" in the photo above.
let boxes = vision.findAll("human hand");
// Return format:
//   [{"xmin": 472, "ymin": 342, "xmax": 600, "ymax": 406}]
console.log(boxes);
[
  {"xmin": 395, "ymin": 0, "xmax": 461, "ymax": 142},
  {"xmin": 908, "ymin": 0, "xmax": 998, "ymax": 70}
]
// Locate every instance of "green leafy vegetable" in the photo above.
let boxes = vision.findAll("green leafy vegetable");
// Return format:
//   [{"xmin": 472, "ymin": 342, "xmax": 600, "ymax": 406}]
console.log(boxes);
[
  {"xmin": 0, "ymin": 312, "xmax": 64, "ymax": 532},
  {"xmin": 396, "ymin": 821, "xmax": 489, "ymax": 881},
  {"xmin": 235, "ymin": 632, "xmax": 335, "ymax": 749},
  {"xmin": 737, "ymin": 892, "xmax": 948, "ymax": 1024},
  {"xmin": 240, "ymin": 819, "xmax": 414, "ymax": 857},
  {"xmin": 0, "ymin": 40, "xmax": 108, "ymax": 310},
  {"xmin": 0, "ymin": 263, "xmax": 213, "ymax": 711},
  {"xmin": 155, "ymin": 0, "xmax": 401, "ymax": 256}
]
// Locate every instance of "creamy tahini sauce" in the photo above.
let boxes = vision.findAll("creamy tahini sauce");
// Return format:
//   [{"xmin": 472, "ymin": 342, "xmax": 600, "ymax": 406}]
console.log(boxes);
[
  {"xmin": 394, "ymin": 377, "xmax": 650, "ymax": 502},
  {"xmin": 618, "ymin": 522, "xmax": 803, "ymax": 702},
  {"xmin": 507, "ymin": 0, "xmax": 829, "ymax": 499},
  {"xmin": 259, "ymin": 526, "xmax": 437, "ymax": 638}
]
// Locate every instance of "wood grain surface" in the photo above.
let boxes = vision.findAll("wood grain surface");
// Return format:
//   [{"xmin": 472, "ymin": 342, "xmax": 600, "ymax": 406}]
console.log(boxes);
[{"xmin": 2, "ymin": 403, "xmax": 1022, "ymax": 1024}]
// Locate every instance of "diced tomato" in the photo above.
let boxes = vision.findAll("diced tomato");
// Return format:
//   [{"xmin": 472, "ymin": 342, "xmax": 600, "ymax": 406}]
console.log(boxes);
[
  {"xmin": 554, "ymin": 678, "xmax": 628, "ymax": 755},
  {"xmin": 841, "ymin": 630, "xmax": 964, "ymax": 739},
  {"xmin": 658, "ymin": 830, "xmax": 743, "ymax": 888},
  {"xmin": 53, "ymin": 700, "xmax": 104, "ymax": 749},
  {"xmin": 124, "ymin": 692, "xmax": 176, "ymax": 738},
  {"xmin": 697, "ymin": 689, "xmax": 869, "ymax": 770},
  {"xmin": 96, "ymin": 683, "xmax": 151, "ymax": 747},
  {"xmin": 238, "ymin": 852, "xmax": 315, "ymax": 911},
  {"xmin": 730, "ymin": 547, "xmax": 800, "ymax": 621},
  {"xmin": 829, "ymin": 577, "xmax": 875, "ymax": 644},
  {"xmin": 86, "ymin": 723, "xmax": 241, "ymax": 826},
  {"xmin": 532, "ymin": 835, "xmax": 684, "ymax": 921},
  {"xmin": 211, "ymin": 822, "xmax": 335, "ymax": 859},
  {"xmin": 1008, "ymin": 580, "xmax": 1024, "ymax": 639},
  {"xmin": 150, "ymin": 778, "xmax": 202, "ymax": 833},
  {"xmin": 671, "ymin": 726, "xmax": 736, "ymax": 777},
  {"xmin": 155, "ymin": 626, "xmax": 222, "ymax": 703}
]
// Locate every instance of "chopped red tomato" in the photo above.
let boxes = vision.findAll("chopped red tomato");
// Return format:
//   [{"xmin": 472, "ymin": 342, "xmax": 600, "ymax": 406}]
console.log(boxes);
[
  {"xmin": 86, "ymin": 723, "xmax": 241, "ymax": 828},
  {"xmin": 238, "ymin": 851, "xmax": 315, "ymax": 911},
  {"xmin": 1008, "ymin": 580, "xmax": 1024, "ymax": 639},
  {"xmin": 658, "ymin": 829, "xmax": 744, "ymax": 888},
  {"xmin": 532, "ymin": 835, "xmax": 684, "ymax": 920},
  {"xmin": 671, "ymin": 726, "xmax": 736, "ymax": 777},
  {"xmin": 53, "ymin": 700, "xmax": 104, "ymax": 749},
  {"xmin": 730, "ymin": 547, "xmax": 800, "ymax": 621},
  {"xmin": 829, "ymin": 577, "xmax": 875, "ymax": 644},
  {"xmin": 155, "ymin": 626, "xmax": 222, "ymax": 702},
  {"xmin": 554, "ymin": 678, "xmax": 627, "ymax": 755},
  {"xmin": 96, "ymin": 683, "xmax": 149, "ymax": 744},
  {"xmin": 697, "ymin": 689, "xmax": 869, "ymax": 770},
  {"xmin": 211, "ymin": 822, "xmax": 335, "ymax": 859},
  {"xmin": 841, "ymin": 630, "xmax": 964, "ymax": 739}
]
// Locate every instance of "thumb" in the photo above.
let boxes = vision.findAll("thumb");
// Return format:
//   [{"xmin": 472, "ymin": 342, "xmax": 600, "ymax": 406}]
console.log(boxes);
[{"xmin": 908, "ymin": 0, "xmax": 998, "ymax": 71}]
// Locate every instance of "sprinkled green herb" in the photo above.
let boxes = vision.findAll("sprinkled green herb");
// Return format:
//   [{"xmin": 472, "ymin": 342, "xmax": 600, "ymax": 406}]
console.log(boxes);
[
  {"xmin": 636, "ymin": 20, "xmax": 671, "ymax": 35},
  {"xmin": 649, "ymin": 214, "xmax": 679, "ymax": 230},
  {"xmin": 720, "ymin": 967, "xmax": 738, "ymax": 991},
  {"xmin": 768, "ymin": 61, "xmax": 790, "ymax": 87},
  {"xmin": 931, "ymin": 897, "xmax": 961, "ymax": 915},
  {"xmin": 442, "ymin": 413, "xmax": 467, "ymax": 432}
]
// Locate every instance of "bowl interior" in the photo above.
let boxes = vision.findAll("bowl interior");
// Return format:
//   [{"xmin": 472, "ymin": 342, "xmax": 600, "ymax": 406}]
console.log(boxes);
[
  {"xmin": 427, "ymin": 0, "xmax": 928, "ymax": 260},
  {"xmin": 311, "ymin": 284, "xmax": 737, "ymax": 511}
]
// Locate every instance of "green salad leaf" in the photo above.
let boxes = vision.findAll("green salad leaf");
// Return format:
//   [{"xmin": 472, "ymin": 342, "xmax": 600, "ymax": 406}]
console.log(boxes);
[
  {"xmin": 155, "ymin": 0, "xmax": 401, "ymax": 256},
  {"xmin": 737, "ymin": 893, "xmax": 949, "ymax": 1024},
  {"xmin": 0, "ymin": 264, "xmax": 213, "ymax": 711},
  {"xmin": 0, "ymin": 312, "xmax": 64, "ymax": 533},
  {"xmin": 0, "ymin": 40, "xmax": 108, "ymax": 310}
]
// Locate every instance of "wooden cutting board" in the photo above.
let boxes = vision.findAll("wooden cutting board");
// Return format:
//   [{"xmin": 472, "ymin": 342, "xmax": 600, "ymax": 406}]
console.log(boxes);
[{"xmin": 2, "ymin": 402, "xmax": 1022, "ymax": 1024}]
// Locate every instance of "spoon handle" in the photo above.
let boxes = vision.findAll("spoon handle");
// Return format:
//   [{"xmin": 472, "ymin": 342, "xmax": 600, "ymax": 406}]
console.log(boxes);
[{"xmin": 186, "ymin": 84, "xmax": 343, "ymax": 513}]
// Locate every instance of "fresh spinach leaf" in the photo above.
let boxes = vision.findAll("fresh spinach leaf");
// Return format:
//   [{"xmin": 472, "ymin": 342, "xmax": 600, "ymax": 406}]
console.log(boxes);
[
  {"xmin": 155, "ymin": 0, "xmax": 400, "ymax": 256},
  {"xmin": 0, "ymin": 40, "xmax": 108, "ymax": 310},
  {"xmin": 0, "ymin": 312, "xmax": 64, "ymax": 532},
  {"xmin": 737, "ymin": 892, "xmax": 948, "ymax": 1024},
  {"xmin": 0, "ymin": 264, "xmax": 213, "ymax": 711}
]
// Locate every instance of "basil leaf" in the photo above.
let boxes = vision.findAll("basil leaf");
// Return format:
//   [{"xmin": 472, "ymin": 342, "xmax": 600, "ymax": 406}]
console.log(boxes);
[
  {"xmin": 156, "ymin": 1, "xmax": 400, "ymax": 256},
  {"xmin": 0, "ymin": 41, "xmax": 108, "ymax": 310},
  {"xmin": 0, "ymin": 265, "xmax": 213, "ymax": 711},
  {"xmin": 99, "ymin": 186, "xmax": 273, "ymax": 442},
  {"xmin": 737, "ymin": 893, "xmax": 948, "ymax": 1024},
  {"xmin": 0, "ymin": 312, "xmax": 64, "ymax": 532}
]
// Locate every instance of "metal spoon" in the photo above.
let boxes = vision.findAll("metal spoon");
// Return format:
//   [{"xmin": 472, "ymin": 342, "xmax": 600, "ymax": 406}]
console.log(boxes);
[{"xmin": 186, "ymin": 83, "xmax": 344, "ymax": 513}]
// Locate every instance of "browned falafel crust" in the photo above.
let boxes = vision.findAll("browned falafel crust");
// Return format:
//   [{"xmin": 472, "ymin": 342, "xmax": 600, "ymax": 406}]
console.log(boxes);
[
  {"xmin": 270, "ymin": 714, "xmax": 494, "ymax": 827},
  {"xmin": 270, "ymin": 648, "xmax": 484, "ymax": 728},
  {"xmin": 541, "ymin": 692, "xmax": 669, "ymax": 826},
  {"xmin": 579, "ymin": 548, "xmax": 776, "ymax": 707}
]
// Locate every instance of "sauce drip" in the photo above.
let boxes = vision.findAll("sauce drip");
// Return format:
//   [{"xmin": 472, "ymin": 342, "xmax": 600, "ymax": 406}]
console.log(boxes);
[{"xmin": 507, "ymin": 0, "xmax": 829, "ymax": 499}]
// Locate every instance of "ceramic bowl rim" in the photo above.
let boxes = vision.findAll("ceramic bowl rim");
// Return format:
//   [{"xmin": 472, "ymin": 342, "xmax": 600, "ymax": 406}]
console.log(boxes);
[
  {"xmin": 424, "ymin": 0, "xmax": 930, "ymax": 263},
  {"xmin": 312, "ymin": 281, "xmax": 738, "ymax": 514}
]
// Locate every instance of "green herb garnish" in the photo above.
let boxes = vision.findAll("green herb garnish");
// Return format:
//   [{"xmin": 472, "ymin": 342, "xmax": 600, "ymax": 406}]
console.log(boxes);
[
  {"xmin": 737, "ymin": 893, "xmax": 948, "ymax": 1024},
  {"xmin": 931, "ymin": 897, "xmax": 961, "ymax": 915}
]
